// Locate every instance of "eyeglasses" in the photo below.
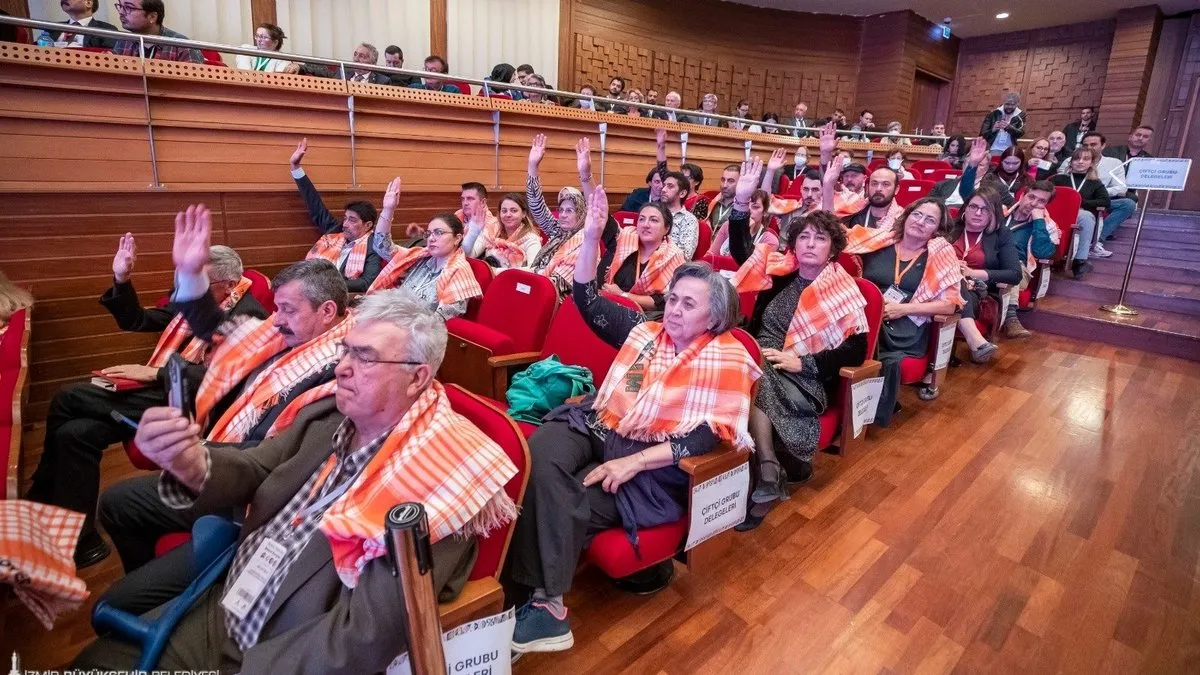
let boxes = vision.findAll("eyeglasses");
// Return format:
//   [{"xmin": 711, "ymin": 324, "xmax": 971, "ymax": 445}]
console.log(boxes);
[
  {"xmin": 908, "ymin": 211, "xmax": 940, "ymax": 225},
  {"xmin": 337, "ymin": 342, "xmax": 424, "ymax": 368},
  {"xmin": 426, "ymin": 228, "xmax": 454, "ymax": 239},
  {"xmin": 114, "ymin": 2, "xmax": 144, "ymax": 13},
  {"xmin": 965, "ymin": 203, "xmax": 990, "ymax": 214}
]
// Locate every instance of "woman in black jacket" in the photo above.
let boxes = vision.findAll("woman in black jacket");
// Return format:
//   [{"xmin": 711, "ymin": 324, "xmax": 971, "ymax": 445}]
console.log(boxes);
[
  {"xmin": 1051, "ymin": 147, "xmax": 1109, "ymax": 278},
  {"xmin": 945, "ymin": 184, "xmax": 1022, "ymax": 364}
]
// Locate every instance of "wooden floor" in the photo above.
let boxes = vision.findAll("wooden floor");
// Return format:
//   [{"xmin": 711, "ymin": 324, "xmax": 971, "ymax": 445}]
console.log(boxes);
[{"xmin": 5, "ymin": 332, "xmax": 1200, "ymax": 673}]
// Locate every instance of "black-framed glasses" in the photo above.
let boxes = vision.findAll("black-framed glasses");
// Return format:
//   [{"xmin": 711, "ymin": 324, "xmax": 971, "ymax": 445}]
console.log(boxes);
[
  {"xmin": 114, "ymin": 2, "xmax": 144, "ymax": 13},
  {"xmin": 337, "ymin": 341, "xmax": 424, "ymax": 368}
]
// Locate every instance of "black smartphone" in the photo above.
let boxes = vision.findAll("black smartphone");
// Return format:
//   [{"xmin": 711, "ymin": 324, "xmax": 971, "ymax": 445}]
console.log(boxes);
[{"xmin": 165, "ymin": 353, "xmax": 193, "ymax": 419}]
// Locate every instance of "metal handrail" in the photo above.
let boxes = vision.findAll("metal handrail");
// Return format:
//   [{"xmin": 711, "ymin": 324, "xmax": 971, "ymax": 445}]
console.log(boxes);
[{"xmin": 0, "ymin": 14, "xmax": 954, "ymax": 142}]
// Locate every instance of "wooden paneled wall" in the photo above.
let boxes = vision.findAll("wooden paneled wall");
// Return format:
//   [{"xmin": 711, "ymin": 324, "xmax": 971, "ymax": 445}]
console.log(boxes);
[
  {"xmin": 559, "ymin": 0, "xmax": 862, "ymax": 121},
  {"xmin": 854, "ymin": 12, "xmax": 959, "ymax": 129},
  {"xmin": 1098, "ymin": 6, "xmax": 1164, "ymax": 139}
]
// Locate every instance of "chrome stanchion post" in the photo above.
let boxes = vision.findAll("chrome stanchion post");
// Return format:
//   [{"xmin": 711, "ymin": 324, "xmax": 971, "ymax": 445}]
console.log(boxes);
[
  {"xmin": 598, "ymin": 122, "xmax": 607, "ymax": 186},
  {"xmin": 1100, "ymin": 189, "xmax": 1148, "ymax": 317},
  {"xmin": 138, "ymin": 35, "xmax": 165, "ymax": 189},
  {"xmin": 386, "ymin": 503, "xmax": 446, "ymax": 675},
  {"xmin": 492, "ymin": 110, "xmax": 501, "ymax": 190}
]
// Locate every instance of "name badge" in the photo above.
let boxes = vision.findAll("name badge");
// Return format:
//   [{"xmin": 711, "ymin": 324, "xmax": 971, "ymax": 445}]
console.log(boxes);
[
  {"xmin": 882, "ymin": 285, "xmax": 908, "ymax": 304},
  {"xmin": 1036, "ymin": 159, "xmax": 1052, "ymax": 170},
  {"xmin": 221, "ymin": 538, "xmax": 287, "ymax": 620}
]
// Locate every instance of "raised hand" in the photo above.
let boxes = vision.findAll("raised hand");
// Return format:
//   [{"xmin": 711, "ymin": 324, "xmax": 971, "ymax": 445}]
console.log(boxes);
[
  {"xmin": 735, "ymin": 156, "xmax": 764, "ymax": 204},
  {"xmin": 656, "ymin": 127, "xmax": 667, "ymax": 147},
  {"xmin": 112, "ymin": 232, "xmax": 137, "ymax": 283},
  {"xmin": 575, "ymin": 137, "xmax": 593, "ymax": 179},
  {"xmin": 100, "ymin": 363, "xmax": 159, "ymax": 383},
  {"xmin": 766, "ymin": 147, "xmax": 787, "ymax": 174},
  {"xmin": 381, "ymin": 177, "xmax": 402, "ymax": 213},
  {"xmin": 173, "ymin": 204, "xmax": 212, "ymax": 277},
  {"xmin": 528, "ymin": 134, "xmax": 548, "ymax": 168},
  {"xmin": 966, "ymin": 136, "xmax": 989, "ymax": 168},
  {"xmin": 819, "ymin": 122, "xmax": 838, "ymax": 156},
  {"xmin": 289, "ymin": 137, "xmax": 307, "ymax": 170},
  {"xmin": 583, "ymin": 185, "xmax": 608, "ymax": 242}
]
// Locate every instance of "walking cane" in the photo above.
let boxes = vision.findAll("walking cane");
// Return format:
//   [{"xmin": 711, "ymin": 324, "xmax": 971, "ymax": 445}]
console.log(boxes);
[{"xmin": 387, "ymin": 503, "xmax": 447, "ymax": 675}]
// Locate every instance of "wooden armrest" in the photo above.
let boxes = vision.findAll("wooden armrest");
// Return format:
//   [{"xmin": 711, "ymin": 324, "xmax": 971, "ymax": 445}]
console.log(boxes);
[
  {"xmin": 439, "ymin": 577, "xmax": 504, "ymax": 630},
  {"xmin": 680, "ymin": 445, "xmax": 746, "ymax": 482},
  {"xmin": 932, "ymin": 313, "xmax": 960, "ymax": 324},
  {"xmin": 486, "ymin": 351, "xmax": 541, "ymax": 369},
  {"xmin": 839, "ymin": 359, "xmax": 882, "ymax": 381}
]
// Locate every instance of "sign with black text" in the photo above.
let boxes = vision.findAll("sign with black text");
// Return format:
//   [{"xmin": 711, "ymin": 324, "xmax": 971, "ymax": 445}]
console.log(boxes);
[
  {"xmin": 1125, "ymin": 157, "xmax": 1191, "ymax": 191},
  {"xmin": 388, "ymin": 608, "xmax": 515, "ymax": 675},
  {"xmin": 685, "ymin": 462, "xmax": 750, "ymax": 550}
]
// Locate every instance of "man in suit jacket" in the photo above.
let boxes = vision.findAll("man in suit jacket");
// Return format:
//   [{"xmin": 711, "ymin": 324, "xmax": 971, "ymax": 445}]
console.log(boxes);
[
  {"xmin": 97, "ymin": 247, "xmax": 351, "ymax": 601},
  {"xmin": 24, "ymin": 236, "xmax": 266, "ymax": 568},
  {"xmin": 40, "ymin": 0, "xmax": 119, "ymax": 48},
  {"xmin": 73, "ymin": 286, "xmax": 518, "ymax": 675},
  {"xmin": 1062, "ymin": 106, "xmax": 1097, "ymax": 155},
  {"xmin": 783, "ymin": 101, "xmax": 811, "ymax": 138},
  {"xmin": 687, "ymin": 92, "xmax": 722, "ymax": 126}
]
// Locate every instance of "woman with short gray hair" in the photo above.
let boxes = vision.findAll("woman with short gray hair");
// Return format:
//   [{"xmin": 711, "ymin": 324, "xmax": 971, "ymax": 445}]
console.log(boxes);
[{"xmin": 508, "ymin": 187, "xmax": 761, "ymax": 654}]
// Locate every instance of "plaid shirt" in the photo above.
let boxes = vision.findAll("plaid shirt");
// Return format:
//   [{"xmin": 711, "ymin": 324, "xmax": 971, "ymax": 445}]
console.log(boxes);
[
  {"xmin": 161, "ymin": 420, "xmax": 390, "ymax": 652},
  {"xmin": 111, "ymin": 26, "xmax": 202, "ymax": 63}
]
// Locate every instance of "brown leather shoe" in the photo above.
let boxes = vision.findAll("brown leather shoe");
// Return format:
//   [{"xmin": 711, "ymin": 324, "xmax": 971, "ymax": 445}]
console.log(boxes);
[{"xmin": 1003, "ymin": 318, "xmax": 1032, "ymax": 339}]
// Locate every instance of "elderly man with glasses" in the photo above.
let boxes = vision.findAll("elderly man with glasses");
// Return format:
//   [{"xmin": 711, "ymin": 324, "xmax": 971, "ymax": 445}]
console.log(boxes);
[{"xmin": 110, "ymin": 0, "xmax": 202, "ymax": 62}]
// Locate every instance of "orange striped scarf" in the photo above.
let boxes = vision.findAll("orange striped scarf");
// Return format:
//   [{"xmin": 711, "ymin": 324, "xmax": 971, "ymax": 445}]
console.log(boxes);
[
  {"xmin": 540, "ymin": 228, "xmax": 586, "ymax": 286},
  {"xmin": 843, "ymin": 226, "xmax": 964, "ymax": 312},
  {"xmin": 0, "ymin": 500, "xmax": 89, "ymax": 629},
  {"xmin": 146, "ymin": 277, "xmax": 252, "ymax": 368},
  {"xmin": 307, "ymin": 232, "xmax": 371, "ymax": 279},
  {"xmin": 481, "ymin": 221, "xmax": 540, "ymax": 267},
  {"xmin": 319, "ymin": 381, "xmax": 518, "ymax": 587},
  {"xmin": 605, "ymin": 228, "xmax": 687, "ymax": 296},
  {"xmin": 594, "ymin": 322, "xmax": 761, "ymax": 450},
  {"xmin": 733, "ymin": 245, "xmax": 868, "ymax": 355},
  {"xmin": 196, "ymin": 315, "xmax": 352, "ymax": 442},
  {"xmin": 367, "ymin": 246, "xmax": 482, "ymax": 305}
]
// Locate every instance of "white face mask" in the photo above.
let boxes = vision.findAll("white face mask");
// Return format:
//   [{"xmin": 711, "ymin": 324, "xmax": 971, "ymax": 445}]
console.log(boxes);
[
  {"xmin": 842, "ymin": 157, "xmax": 851, "ymax": 169},
  {"xmin": 888, "ymin": 159, "xmax": 902, "ymax": 170}
]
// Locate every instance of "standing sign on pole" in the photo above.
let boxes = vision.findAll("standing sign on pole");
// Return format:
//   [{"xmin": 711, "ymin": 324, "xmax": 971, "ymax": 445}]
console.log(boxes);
[{"xmin": 1124, "ymin": 158, "xmax": 1191, "ymax": 191}]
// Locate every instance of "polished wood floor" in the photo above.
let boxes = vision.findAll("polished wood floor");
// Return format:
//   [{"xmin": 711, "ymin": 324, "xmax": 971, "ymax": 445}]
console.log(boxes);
[{"xmin": 5, "ymin": 332, "xmax": 1200, "ymax": 673}]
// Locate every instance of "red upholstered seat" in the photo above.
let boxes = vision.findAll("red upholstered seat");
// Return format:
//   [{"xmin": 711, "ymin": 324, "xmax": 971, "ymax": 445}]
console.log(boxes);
[
  {"xmin": 896, "ymin": 180, "xmax": 934, "ymax": 207},
  {"xmin": 912, "ymin": 160, "xmax": 952, "ymax": 178},
  {"xmin": 1048, "ymin": 187, "xmax": 1083, "ymax": 263},
  {"xmin": 473, "ymin": 270, "xmax": 557, "ymax": 354},
  {"xmin": 444, "ymin": 79, "xmax": 473, "ymax": 95},
  {"xmin": 464, "ymin": 257, "xmax": 493, "ymax": 321},
  {"xmin": 244, "ymin": 269, "xmax": 275, "ymax": 313},
  {"xmin": 929, "ymin": 168, "xmax": 961, "ymax": 184},
  {"xmin": 693, "ymin": 220, "xmax": 712, "ymax": 261},
  {"xmin": 0, "ymin": 308, "xmax": 26, "ymax": 374},
  {"xmin": 613, "ymin": 210, "xmax": 637, "ymax": 227},
  {"xmin": 868, "ymin": 158, "xmax": 887, "ymax": 174},
  {"xmin": 898, "ymin": 353, "xmax": 930, "ymax": 384},
  {"xmin": 837, "ymin": 253, "xmax": 863, "ymax": 277},
  {"xmin": 200, "ymin": 50, "xmax": 226, "ymax": 67},
  {"xmin": 540, "ymin": 299, "xmax": 622, "ymax": 388}
]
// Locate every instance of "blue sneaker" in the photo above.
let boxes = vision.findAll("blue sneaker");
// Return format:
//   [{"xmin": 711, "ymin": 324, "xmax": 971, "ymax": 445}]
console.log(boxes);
[{"xmin": 512, "ymin": 600, "xmax": 574, "ymax": 653}]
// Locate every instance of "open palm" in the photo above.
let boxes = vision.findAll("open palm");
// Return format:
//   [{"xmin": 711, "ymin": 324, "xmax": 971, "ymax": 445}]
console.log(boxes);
[{"xmin": 173, "ymin": 204, "xmax": 212, "ymax": 276}]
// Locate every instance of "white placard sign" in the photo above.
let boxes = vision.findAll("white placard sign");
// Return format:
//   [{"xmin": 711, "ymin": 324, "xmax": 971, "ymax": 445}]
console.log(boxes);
[
  {"xmin": 685, "ymin": 462, "xmax": 750, "ymax": 550},
  {"xmin": 934, "ymin": 321, "xmax": 956, "ymax": 370},
  {"xmin": 1125, "ymin": 157, "xmax": 1191, "ymax": 191},
  {"xmin": 744, "ymin": 139, "xmax": 753, "ymax": 160},
  {"xmin": 1036, "ymin": 268, "xmax": 1052, "ymax": 299},
  {"xmin": 388, "ymin": 608, "xmax": 515, "ymax": 675},
  {"xmin": 850, "ymin": 376, "xmax": 885, "ymax": 438},
  {"xmin": 1000, "ymin": 291, "xmax": 1012, "ymax": 327}
]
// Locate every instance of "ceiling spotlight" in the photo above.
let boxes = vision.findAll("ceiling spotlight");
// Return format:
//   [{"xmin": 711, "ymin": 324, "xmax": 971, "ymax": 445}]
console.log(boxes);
[{"xmin": 996, "ymin": 12, "xmax": 1010, "ymax": 19}]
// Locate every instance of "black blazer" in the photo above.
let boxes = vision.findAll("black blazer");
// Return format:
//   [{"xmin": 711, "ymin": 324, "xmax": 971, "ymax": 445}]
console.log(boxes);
[
  {"xmin": 43, "ymin": 17, "xmax": 120, "ymax": 48},
  {"xmin": 1051, "ymin": 174, "xmax": 1110, "ymax": 215},
  {"xmin": 1062, "ymin": 121, "xmax": 1095, "ymax": 154}
]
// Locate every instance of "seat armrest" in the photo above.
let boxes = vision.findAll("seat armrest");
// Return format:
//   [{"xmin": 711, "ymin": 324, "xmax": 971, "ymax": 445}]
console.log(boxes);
[
  {"xmin": 932, "ymin": 313, "xmax": 960, "ymax": 325},
  {"xmin": 486, "ymin": 351, "xmax": 541, "ymax": 369},
  {"xmin": 839, "ymin": 359, "xmax": 882, "ymax": 381},
  {"xmin": 680, "ymin": 445, "xmax": 746, "ymax": 483}
]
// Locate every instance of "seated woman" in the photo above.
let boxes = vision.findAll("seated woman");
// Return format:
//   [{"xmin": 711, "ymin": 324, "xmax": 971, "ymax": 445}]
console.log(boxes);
[
  {"xmin": 844, "ymin": 196, "xmax": 963, "ymax": 426},
  {"xmin": 508, "ymin": 187, "xmax": 760, "ymax": 654},
  {"xmin": 725, "ymin": 161, "xmax": 868, "ymax": 528},
  {"xmin": 888, "ymin": 148, "xmax": 915, "ymax": 180},
  {"xmin": 234, "ymin": 23, "xmax": 291, "ymax": 73},
  {"xmin": 1051, "ymin": 147, "xmax": 1109, "ymax": 279},
  {"xmin": 623, "ymin": 89, "xmax": 646, "ymax": 117},
  {"xmin": 708, "ymin": 189, "xmax": 778, "ymax": 257},
  {"xmin": 598, "ymin": 202, "xmax": 686, "ymax": 315},
  {"xmin": 988, "ymin": 146, "xmax": 1030, "ymax": 198},
  {"xmin": 483, "ymin": 62, "xmax": 516, "ymax": 97},
  {"xmin": 368, "ymin": 178, "xmax": 482, "ymax": 319},
  {"xmin": 526, "ymin": 134, "xmax": 619, "ymax": 293},
  {"xmin": 1026, "ymin": 137, "xmax": 1058, "ymax": 181},
  {"xmin": 882, "ymin": 120, "xmax": 912, "ymax": 146},
  {"xmin": 462, "ymin": 192, "xmax": 543, "ymax": 269},
  {"xmin": 938, "ymin": 134, "xmax": 967, "ymax": 169},
  {"xmin": 523, "ymin": 74, "xmax": 557, "ymax": 105},
  {"xmin": 945, "ymin": 185, "xmax": 1021, "ymax": 363}
]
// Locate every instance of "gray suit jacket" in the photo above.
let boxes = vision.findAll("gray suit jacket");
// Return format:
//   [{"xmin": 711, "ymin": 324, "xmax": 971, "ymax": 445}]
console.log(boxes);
[{"xmin": 185, "ymin": 398, "xmax": 477, "ymax": 674}]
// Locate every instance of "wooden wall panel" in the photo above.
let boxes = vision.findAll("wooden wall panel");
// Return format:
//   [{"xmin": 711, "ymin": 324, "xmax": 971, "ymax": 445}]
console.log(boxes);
[
  {"xmin": 1097, "ymin": 6, "xmax": 1163, "ymax": 139},
  {"xmin": 561, "ymin": 0, "xmax": 860, "ymax": 120},
  {"xmin": 854, "ymin": 12, "xmax": 959, "ymax": 130}
]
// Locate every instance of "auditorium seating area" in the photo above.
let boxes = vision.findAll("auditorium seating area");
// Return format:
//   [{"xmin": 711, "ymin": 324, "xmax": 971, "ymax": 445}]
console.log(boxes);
[{"xmin": 1, "ymin": 2, "xmax": 1199, "ymax": 673}]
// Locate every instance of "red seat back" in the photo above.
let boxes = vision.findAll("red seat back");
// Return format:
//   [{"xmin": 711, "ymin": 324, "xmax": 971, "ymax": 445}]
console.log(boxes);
[
  {"xmin": 947, "ymin": 206, "xmax": 960, "ymax": 220},
  {"xmin": 613, "ymin": 210, "xmax": 638, "ymax": 228},
  {"xmin": 867, "ymin": 158, "xmax": 887, "ymax": 174},
  {"xmin": 474, "ymin": 270, "xmax": 558, "ymax": 353},
  {"xmin": 856, "ymin": 279, "xmax": 884, "ymax": 361},
  {"xmin": 912, "ymin": 160, "xmax": 952, "ymax": 178},
  {"xmin": 476, "ymin": 88, "xmax": 512, "ymax": 99},
  {"xmin": 693, "ymin": 220, "xmax": 712, "ymax": 261},
  {"xmin": 538, "ymin": 299, "xmax": 620, "ymax": 386},
  {"xmin": 201, "ymin": 50, "xmax": 226, "ymax": 67},
  {"xmin": 730, "ymin": 328, "xmax": 760, "ymax": 363},
  {"xmin": 444, "ymin": 79, "xmax": 473, "ymax": 95},
  {"xmin": 0, "ymin": 308, "xmax": 26, "ymax": 374},
  {"xmin": 778, "ymin": 174, "xmax": 793, "ymax": 195},
  {"xmin": 837, "ymin": 253, "xmax": 863, "ymax": 277},
  {"xmin": 444, "ymin": 384, "xmax": 530, "ymax": 581},
  {"xmin": 683, "ymin": 193, "xmax": 701, "ymax": 211},
  {"xmin": 464, "ymin": 257, "xmax": 493, "ymax": 320},
  {"xmin": 1047, "ymin": 187, "xmax": 1083, "ymax": 262},
  {"xmin": 929, "ymin": 168, "xmax": 961, "ymax": 183},
  {"xmin": 244, "ymin": 269, "xmax": 276, "ymax": 313},
  {"xmin": 896, "ymin": 180, "xmax": 935, "ymax": 207}
]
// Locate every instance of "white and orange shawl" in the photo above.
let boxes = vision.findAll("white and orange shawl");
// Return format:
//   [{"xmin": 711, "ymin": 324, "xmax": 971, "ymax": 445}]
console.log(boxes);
[
  {"xmin": 843, "ymin": 225, "xmax": 964, "ymax": 315},
  {"xmin": 319, "ymin": 381, "xmax": 518, "ymax": 587},
  {"xmin": 195, "ymin": 315, "xmax": 352, "ymax": 443},
  {"xmin": 605, "ymin": 228, "xmax": 687, "ymax": 296},
  {"xmin": 594, "ymin": 322, "xmax": 761, "ymax": 451},
  {"xmin": 538, "ymin": 229, "xmax": 586, "ymax": 287},
  {"xmin": 733, "ymin": 244, "xmax": 869, "ymax": 355},
  {"xmin": 367, "ymin": 246, "xmax": 482, "ymax": 305},
  {"xmin": 307, "ymin": 232, "xmax": 371, "ymax": 279},
  {"xmin": 146, "ymin": 277, "xmax": 253, "ymax": 368}
]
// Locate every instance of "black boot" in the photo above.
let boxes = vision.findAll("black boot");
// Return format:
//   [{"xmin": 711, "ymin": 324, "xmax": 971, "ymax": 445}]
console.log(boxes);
[{"xmin": 1072, "ymin": 260, "xmax": 1093, "ymax": 280}]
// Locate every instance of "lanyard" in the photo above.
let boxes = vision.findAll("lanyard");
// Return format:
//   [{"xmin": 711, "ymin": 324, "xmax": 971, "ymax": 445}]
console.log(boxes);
[
  {"xmin": 714, "ymin": 202, "xmax": 732, "ymax": 224},
  {"xmin": 961, "ymin": 230, "xmax": 983, "ymax": 257},
  {"xmin": 253, "ymin": 55, "xmax": 269, "ymax": 71},
  {"xmin": 894, "ymin": 249, "xmax": 926, "ymax": 285},
  {"xmin": 293, "ymin": 461, "xmax": 358, "ymax": 525},
  {"xmin": 1070, "ymin": 174, "xmax": 1084, "ymax": 193},
  {"xmin": 1003, "ymin": 177, "xmax": 1017, "ymax": 192}
]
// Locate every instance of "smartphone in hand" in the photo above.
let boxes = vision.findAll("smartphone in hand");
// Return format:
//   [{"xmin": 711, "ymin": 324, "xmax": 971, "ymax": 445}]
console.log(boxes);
[{"xmin": 165, "ymin": 353, "xmax": 194, "ymax": 419}]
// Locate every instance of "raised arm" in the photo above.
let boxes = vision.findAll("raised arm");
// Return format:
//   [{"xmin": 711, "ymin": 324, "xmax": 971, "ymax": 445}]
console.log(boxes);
[
  {"xmin": 576, "ymin": 137, "xmax": 596, "ymax": 202},
  {"xmin": 372, "ymin": 178, "xmax": 402, "ymax": 259},
  {"xmin": 729, "ymin": 156, "xmax": 764, "ymax": 264},
  {"xmin": 573, "ymin": 186, "xmax": 643, "ymax": 347},
  {"xmin": 100, "ymin": 233, "xmax": 174, "ymax": 332},
  {"xmin": 656, "ymin": 127, "xmax": 668, "ymax": 166},
  {"xmin": 820, "ymin": 124, "xmax": 843, "ymax": 212},
  {"xmin": 763, "ymin": 148, "xmax": 786, "ymax": 192},
  {"xmin": 289, "ymin": 138, "xmax": 342, "ymax": 235},
  {"xmin": 958, "ymin": 138, "xmax": 989, "ymax": 202},
  {"xmin": 818, "ymin": 120, "xmax": 837, "ymax": 172},
  {"xmin": 526, "ymin": 134, "xmax": 562, "ymax": 237}
]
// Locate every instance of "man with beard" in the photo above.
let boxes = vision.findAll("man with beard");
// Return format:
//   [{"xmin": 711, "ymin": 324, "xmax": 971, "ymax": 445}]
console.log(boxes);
[
  {"xmin": 706, "ymin": 164, "xmax": 741, "ymax": 232},
  {"xmin": 41, "ymin": 0, "xmax": 118, "ymax": 48},
  {"xmin": 1000, "ymin": 181, "xmax": 1058, "ymax": 339},
  {"xmin": 844, "ymin": 167, "xmax": 903, "ymax": 230}
]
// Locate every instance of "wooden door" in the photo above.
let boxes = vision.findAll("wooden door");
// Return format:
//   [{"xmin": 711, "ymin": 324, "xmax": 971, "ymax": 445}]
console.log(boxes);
[{"xmin": 909, "ymin": 71, "xmax": 950, "ymax": 134}]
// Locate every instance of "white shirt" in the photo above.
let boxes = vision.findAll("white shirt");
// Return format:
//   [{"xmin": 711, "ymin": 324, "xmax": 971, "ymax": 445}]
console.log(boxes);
[
  {"xmin": 53, "ymin": 16, "xmax": 92, "ymax": 46},
  {"xmin": 1056, "ymin": 156, "xmax": 1128, "ymax": 198}
]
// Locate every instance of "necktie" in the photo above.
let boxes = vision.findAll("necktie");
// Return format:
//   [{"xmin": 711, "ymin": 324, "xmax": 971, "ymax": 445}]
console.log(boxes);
[{"xmin": 61, "ymin": 21, "xmax": 77, "ymax": 45}]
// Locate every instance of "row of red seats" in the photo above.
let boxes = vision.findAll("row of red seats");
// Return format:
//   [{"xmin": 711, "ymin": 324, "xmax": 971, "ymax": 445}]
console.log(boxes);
[{"xmin": 0, "ymin": 308, "xmax": 30, "ymax": 501}]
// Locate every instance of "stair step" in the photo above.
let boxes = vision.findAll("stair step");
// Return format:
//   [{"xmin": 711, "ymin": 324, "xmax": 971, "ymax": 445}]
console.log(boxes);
[
  {"xmin": 1022, "ymin": 295, "xmax": 1200, "ymax": 362},
  {"xmin": 1088, "ymin": 258, "xmax": 1200, "ymax": 284},
  {"xmin": 1104, "ymin": 240, "xmax": 1200, "ymax": 260},
  {"xmin": 1122, "ymin": 229, "xmax": 1200, "ymax": 246},
  {"xmin": 1047, "ymin": 274, "xmax": 1200, "ymax": 317}
]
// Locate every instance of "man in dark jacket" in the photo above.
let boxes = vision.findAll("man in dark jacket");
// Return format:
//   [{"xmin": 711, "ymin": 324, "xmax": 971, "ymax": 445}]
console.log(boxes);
[
  {"xmin": 39, "ymin": 0, "xmax": 119, "ymax": 48},
  {"xmin": 1103, "ymin": 125, "xmax": 1155, "ymax": 201},
  {"xmin": 24, "ymin": 236, "xmax": 267, "ymax": 567},
  {"xmin": 980, "ymin": 92, "xmax": 1026, "ymax": 155},
  {"xmin": 1062, "ymin": 106, "xmax": 1098, "ymax": 155}
]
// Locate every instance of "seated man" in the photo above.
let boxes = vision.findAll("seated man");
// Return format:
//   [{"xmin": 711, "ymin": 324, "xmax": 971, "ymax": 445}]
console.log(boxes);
[
  {"xmin": 1000, "ymin": 181, "xmax": 1058, "ymax": 339},
  {"xmin": 1079, "ymin": 131, "xmax": 1135, "ymax": 252},
  {"xmin": 1103, "ymin": 124, "xmax": 1154, "ymax": 204},
  {"xmin": 98, "ymin": 208, "xmax": 352, "ymax": 609},
  {"xmin": 288, "ymin": 138, "xmax": 385, "ymax": 292},
  {"xmin": 111, "ymin": 0, "xmax": 202, "ymax": 63},
  {"xmin": 768, "ymin": 145, "xmax": 811, "ymax": 194},
  {"xmin": 660, "ymin": 170, "xmax": 700, "ymax": 259},
  {"xmin": 344, "ymin": 42, "xmax": 390, "ymax": 84},
  {"xmin": 40, "ymin": 0, "xmax": 119, "ymax": 48},
  {"xmin": 843, "ymin": 167, "xmax": 903, "ymax": 230},
  {"xmin": 382, "ymin": 45, "xmax": 416, "ymax": 87},
  {"xmin": 705, "ymin": 164, "xmax": 741, "ymax": 234},
  {"xmin": 408, "ymin": 55, "xmax": 463, "ymax": 93},
  {"xmin": 620, "ymin": 165, "xmax": 664, "ymax": 213},
  {"xmin": 73, "ymin": 287, "xmax": 518, "ymax": 674},
  {"xmin": 25, "ymin": 234, "xmax": 264, "ymax": 567}
]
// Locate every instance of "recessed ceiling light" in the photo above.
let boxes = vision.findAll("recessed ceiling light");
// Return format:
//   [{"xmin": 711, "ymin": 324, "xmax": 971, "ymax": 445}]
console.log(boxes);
[{"xmin": 996, "ymin": 12, "xmax": 1010, "ymax": 19}]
